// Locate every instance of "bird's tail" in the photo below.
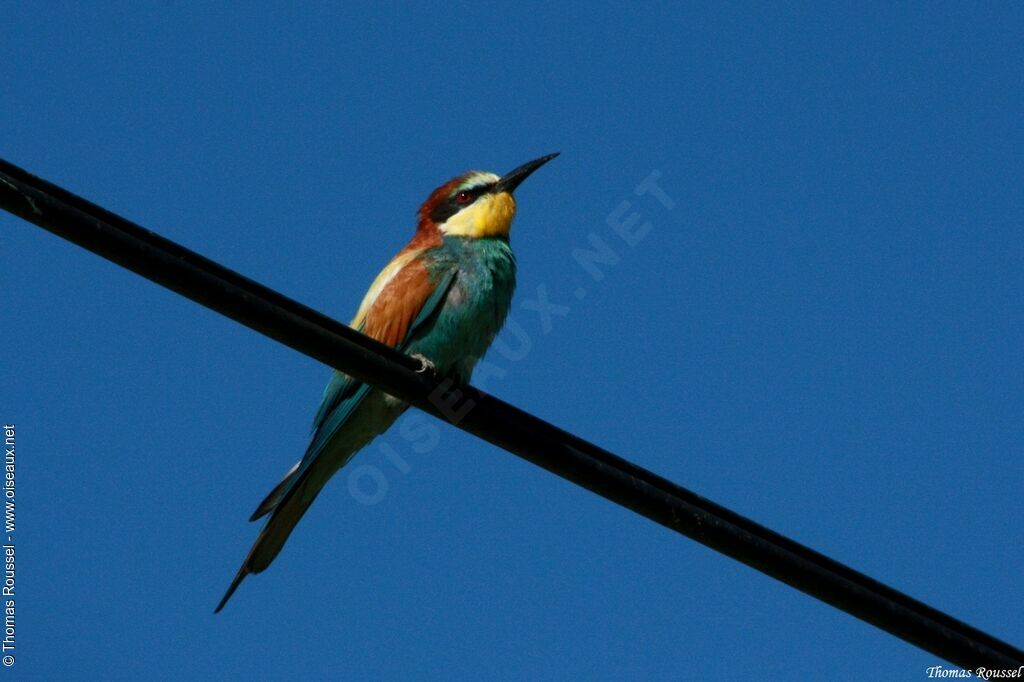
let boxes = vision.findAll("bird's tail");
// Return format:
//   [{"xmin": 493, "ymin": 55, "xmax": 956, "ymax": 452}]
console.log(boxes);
[
  {"xmin": 214, "ymin": 469, "xmax": 324, "ymax": 613},
  {"xmin": 216, "ymin": 389, "xmax": 406, "ymax": 612},
  {"xmin": 249, "ymin": 459, "xmax": 301, "ymax": 522}
]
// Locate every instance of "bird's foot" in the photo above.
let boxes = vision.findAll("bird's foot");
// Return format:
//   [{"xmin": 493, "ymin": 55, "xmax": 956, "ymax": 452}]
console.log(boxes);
[{"xmin": 411, "ymin": 353, "xmax": 436, "ymax": 375}]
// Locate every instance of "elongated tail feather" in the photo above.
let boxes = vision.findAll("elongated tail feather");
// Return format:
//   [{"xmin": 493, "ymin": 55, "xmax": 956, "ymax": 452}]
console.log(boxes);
[
  {"xmin": 216, "ymin": 470, "xmax": 324, "ymax": 613},
  {"xmin": 250, "ymin": 459, "xmax": 301, "ymax": 522},
  {"xmin": 217, "ymin": 388, "xmax": 403, "ymax": 611}
]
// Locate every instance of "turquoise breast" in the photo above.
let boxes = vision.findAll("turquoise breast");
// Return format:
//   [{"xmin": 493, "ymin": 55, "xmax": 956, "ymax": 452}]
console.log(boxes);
[{"xmin": 407, "ymin": 236, "xmax": 517, "ymax": 382}]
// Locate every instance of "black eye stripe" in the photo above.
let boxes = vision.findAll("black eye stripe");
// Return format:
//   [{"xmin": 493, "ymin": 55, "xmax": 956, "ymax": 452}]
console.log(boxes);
[
  {"xmin": 429, "ymin": 202, "xmax": 459, "ymax": 224},
  {"xmin": 429, "ymin": 182, "xmax": 496, "ymax": 224}
]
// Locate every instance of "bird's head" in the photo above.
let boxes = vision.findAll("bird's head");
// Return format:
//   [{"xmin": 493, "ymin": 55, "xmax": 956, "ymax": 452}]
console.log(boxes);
[{"xmin": 417, "ymin": 153, "xmax": 559, "ymax": 239}]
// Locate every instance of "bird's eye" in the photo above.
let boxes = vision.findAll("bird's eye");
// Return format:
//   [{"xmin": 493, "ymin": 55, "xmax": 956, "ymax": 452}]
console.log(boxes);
[{"xmin": 454, "ymin": 191, "xmax": 473, "ymax": 204}]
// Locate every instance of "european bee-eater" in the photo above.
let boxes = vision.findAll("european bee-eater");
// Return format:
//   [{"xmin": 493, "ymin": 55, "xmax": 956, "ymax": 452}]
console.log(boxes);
[{"xmin": 215, "ymin": 153, "xmax": 559, "ymax": 612}]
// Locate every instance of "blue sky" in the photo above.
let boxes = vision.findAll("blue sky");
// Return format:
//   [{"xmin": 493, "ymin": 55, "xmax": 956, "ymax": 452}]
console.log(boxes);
[{"xmin": 4, "ymin": 3, "xmax": 1022, "ymax": 679}]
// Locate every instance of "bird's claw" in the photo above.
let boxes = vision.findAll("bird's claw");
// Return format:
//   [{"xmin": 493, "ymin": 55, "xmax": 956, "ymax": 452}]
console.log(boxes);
[{"xmin": 411, "ymin": 353, "xmax": 436, "ymax": 375}]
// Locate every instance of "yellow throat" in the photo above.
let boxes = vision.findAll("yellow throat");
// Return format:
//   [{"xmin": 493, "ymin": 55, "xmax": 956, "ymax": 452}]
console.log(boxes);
[{"xmin": 439, "ymin": 191, "xmax": 517, "ymax": 239}]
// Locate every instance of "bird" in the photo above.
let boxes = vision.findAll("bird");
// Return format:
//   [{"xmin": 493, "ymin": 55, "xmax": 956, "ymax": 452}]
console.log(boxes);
[{"xmin": 215, "ymin": 152, "xmax": 559, "ymax": 612}]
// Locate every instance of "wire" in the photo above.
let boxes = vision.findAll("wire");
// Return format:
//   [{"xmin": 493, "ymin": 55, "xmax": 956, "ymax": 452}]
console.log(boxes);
[{"xmin": 2, "ymin": 157, "xmax": 1021, "ymax": 669}]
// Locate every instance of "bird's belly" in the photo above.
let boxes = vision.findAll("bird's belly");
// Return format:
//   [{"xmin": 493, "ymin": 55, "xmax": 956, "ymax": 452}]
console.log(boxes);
[{"xmin": 406, "ymin": 268, "xmax": 514, "ymax": 383}]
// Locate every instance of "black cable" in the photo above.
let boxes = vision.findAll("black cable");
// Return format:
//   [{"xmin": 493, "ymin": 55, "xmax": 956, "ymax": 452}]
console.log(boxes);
[{"xmin": 2, "ymin": 157, "xmax": 1020, "ymax": 669}]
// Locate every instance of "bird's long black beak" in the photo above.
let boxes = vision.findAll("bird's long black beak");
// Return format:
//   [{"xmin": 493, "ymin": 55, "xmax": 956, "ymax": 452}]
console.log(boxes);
[{"xmin": 495, "ymin": 152, "xmax": 559, "ymax": 194}]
